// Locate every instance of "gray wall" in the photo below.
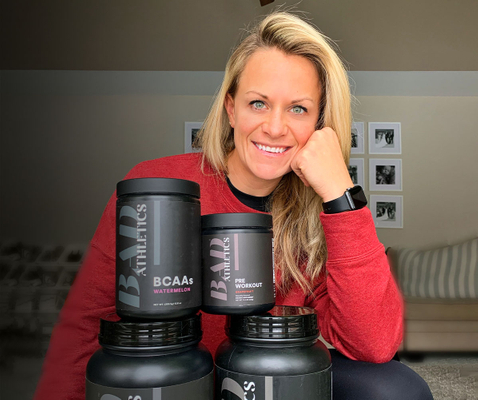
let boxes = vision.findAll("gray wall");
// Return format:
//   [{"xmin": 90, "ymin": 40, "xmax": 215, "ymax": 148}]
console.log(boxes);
[
  {"xmin": 1, "ymin": 71, "xmax": 477, "ymax": 249},
  {"xmin": 1, "ymin": 0, "xmax": 478, "ymax": 249},
  {"xmin": 2, "ymin": 0, "xmax": 478, "ymax": 71}
]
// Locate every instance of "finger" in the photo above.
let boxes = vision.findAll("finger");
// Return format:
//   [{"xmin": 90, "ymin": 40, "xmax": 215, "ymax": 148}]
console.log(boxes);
[
  {"xmin": 291, "ymin": 162, "xmax": 311, "ymax": 187},
  {"xmin": 298, "ymin": 173, "xmax": 310, "ymax": 187}
]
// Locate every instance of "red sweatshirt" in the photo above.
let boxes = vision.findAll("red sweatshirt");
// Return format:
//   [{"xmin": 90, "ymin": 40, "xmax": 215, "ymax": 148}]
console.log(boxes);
[{"xmin": 34, "ymin": 153, "xmax": 403, "ymax": 400}]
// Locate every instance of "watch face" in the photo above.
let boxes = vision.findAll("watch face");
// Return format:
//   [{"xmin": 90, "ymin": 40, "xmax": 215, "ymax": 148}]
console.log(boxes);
[
  {"xmin": 348, "ymin": 185, "xmax": 367, "ymax": 209},
  {"xmin": 348, "ymin": 185, "xmax": 362, "ymax": 195}
]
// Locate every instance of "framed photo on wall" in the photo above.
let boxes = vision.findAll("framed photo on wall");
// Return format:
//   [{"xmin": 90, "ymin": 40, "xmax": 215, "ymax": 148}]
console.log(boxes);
[
  {"xmin": 369, "ymin": 122, "xmax": 401, "ymax": 154},
  {"xmin": 369, "ymin": 158, "xmax": 402, "ymax": 191},
  {"xmin": 348, "ymin": 158, "xmax": 365, "ymax": 189},
  {"xmin": 370, "ymin": 195, "xmax": 403, "ymax": 228},
  {"xmin": 184, "ymin": 122, "xmax": 203, "ymax": 153},
  {"xmin": 351, "ymin": 122, "xmax": 364, "ymax": 154}
]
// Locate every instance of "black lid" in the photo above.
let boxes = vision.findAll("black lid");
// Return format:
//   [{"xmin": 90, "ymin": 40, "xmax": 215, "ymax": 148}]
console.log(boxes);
[
  {"xmin": 117, "ymin": 178, "xmax": 200, "ymax": 198},
  {"xmin": 202, "ymin": 213, "xmax": 272, "ymax": 229},
  {"xmin": 226, "ymin": 306, "xmax": 319, "ymax": 343},
  {"xmin": 99, "ymin": 314, "xmax": 202, "ymax": 349}
]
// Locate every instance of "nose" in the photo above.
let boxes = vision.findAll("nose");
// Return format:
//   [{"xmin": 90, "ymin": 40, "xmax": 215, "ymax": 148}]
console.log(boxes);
[{"xmin": 262, "ymin": 109, "xmax": 286, "ymax": 138}]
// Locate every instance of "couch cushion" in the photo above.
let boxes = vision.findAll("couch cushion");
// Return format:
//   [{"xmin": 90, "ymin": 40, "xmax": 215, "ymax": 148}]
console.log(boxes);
[
  {"xmin": 394, "ymin": 237, "xmax": 478, "ymax": 300},
  {"xmin": 404, "ymin": 331, "xmax": 478, "ymax": 351},
  {"xmin": 404, "ymin": 300, "xmax": 478, "ymax": 320}
]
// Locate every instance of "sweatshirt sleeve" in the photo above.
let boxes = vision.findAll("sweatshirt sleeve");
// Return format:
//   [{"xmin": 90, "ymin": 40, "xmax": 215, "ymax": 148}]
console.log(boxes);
[{"xmin": 306, "ymin": 207, "xmax": 404, "ymax": 363}]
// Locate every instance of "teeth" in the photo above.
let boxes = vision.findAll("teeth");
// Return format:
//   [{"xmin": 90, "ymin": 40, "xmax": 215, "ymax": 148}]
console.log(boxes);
[{"xmin": 256, "ymin": 143, "xmax": 287, "ymax": 153}]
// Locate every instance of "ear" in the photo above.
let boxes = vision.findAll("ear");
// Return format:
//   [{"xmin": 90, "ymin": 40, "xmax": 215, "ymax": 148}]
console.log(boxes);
[{"xmin": 224, "ymin": 93, "xmax": 236, "ymax": 128}]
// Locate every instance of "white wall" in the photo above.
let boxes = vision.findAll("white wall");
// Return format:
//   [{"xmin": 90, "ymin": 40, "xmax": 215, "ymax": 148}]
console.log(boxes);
[
  {"xmin": 1, "ymin": 71, "xmax": 477, "ymax": 249},
  {"xmin": 353, "ymin": 96, "xmax": 478, "ymax": 249}
]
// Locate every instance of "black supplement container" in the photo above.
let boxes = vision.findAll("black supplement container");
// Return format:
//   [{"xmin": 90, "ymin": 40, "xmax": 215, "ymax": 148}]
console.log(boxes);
[
  {"xmin": 86, "ymin": 314, "xmax": 213, "ymax": 399},
  {"xmin": 215, "ymin": 305, "xmax": 332, "ymax": 400},
  {"xmin": 116, "ymin": 178, "xmax": 201, "ymax": 320},
  {"xmin": 201, "ymin": 213, "xmax": 275, "ymax": 315}
]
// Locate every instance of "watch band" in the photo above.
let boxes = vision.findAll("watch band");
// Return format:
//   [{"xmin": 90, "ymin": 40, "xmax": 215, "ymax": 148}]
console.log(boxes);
[{"xmin": 322, "ymin": 185, "xmax": 367, "ymax": 214}]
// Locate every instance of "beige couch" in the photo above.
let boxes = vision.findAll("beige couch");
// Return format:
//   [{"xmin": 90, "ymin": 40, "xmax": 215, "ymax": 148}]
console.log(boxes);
[{"xmin": 387, "ymin": 238, "xmax": 478, "ymax": 353}]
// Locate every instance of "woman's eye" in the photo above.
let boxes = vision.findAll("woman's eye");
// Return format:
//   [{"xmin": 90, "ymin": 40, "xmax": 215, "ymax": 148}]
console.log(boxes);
[
  {"xmin": 251, "ymin": 100, "xmax": 266, "ymax": 110},
  {"xmin": 291, "ymin": 106, "xmax": 306, "ymax": 114}
]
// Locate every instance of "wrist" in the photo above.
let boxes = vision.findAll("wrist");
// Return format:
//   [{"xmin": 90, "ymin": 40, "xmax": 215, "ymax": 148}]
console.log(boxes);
[{"xmin": 319, "ymin": 178, "xmax": 354, "ymax": 203}]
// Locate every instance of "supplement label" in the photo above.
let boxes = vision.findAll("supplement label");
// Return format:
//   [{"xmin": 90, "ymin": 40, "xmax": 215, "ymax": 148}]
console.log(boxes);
[
  {"xmin": 86, "ymin": 371, "xmax": 213, "ymax": 400},
  {"xmin": 202, "ymin": 232, "xmax": 275, "ymax": 307},
  {"xmin": 215, "ymin": 367, "xmax": 331, "ymax": 400},
  {"xmin": 116, "ymin": 198, "xmax": 201, "ymax": 314}
]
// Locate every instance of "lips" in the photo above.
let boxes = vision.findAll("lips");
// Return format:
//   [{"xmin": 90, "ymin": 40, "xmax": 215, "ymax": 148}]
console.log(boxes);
[{"xmin": 254, "ymin": 142, "xmax": 290, "ymax": 154}]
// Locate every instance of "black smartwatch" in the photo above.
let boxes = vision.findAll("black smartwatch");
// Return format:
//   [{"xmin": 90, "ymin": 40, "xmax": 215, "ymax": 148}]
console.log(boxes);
[{"xmin": 322, "ymin": 185, "xmax": 367, "ymax": 214}]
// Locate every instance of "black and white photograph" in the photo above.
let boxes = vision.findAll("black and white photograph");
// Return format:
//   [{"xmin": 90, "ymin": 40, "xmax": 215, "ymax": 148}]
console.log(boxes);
[
  {"xmin": 184, "ymin": 122, "xmax": 203, "ymax": 153},
  {"xmin": 351, "ymin": 122, "xmax": 365, "ymax": 154},
  {"xmin": 369, "ymin": 158, "xmax": 402, "ymax": 191},
  {"xmin": 348, "ymin": 158, "xmax": 365, "ymax": 188},
  {"xmin": 370, "ymin": 195, "xmax": 403, "ymax": 228},
  {"xmin": 369, "ymin": 122, "xmax": 401, "ymax": 154}
]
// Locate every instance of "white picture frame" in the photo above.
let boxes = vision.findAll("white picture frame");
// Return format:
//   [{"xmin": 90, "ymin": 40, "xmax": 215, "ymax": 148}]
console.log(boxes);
[
  {"xmin": 351, "ymin": 122, "xmax": 365, "ymax": 154},
  {"xmin": 370, "ymin": 195, "xmax": 403, "ymax": 228},
  {"xmin": 369, "ymin": 158, "xmax": 402, "ymax": 191},
  {"xmin": 368, "ymin": 122, "xmax": 401, "ymax": 154},
  {"xmin": 348, "ymin": 158, "xmax": 365, "ymax": 189},
  {"xmin": 184, "ymin": 122, "xmax": 203, "ymax": 153}
]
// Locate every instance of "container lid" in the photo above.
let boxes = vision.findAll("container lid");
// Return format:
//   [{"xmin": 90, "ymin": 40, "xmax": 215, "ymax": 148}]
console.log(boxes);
[
  {"xmin": 117, "ymin": 178, "xmax": 200, "ymax": 198},
  {"xmin": 226, "ymin": 306, "xmax": 319, "ymax": 342},
  {"xmin": 99, "ymin": 313, "xmax": 202, "ymax": 349},
  {"xmin": 202, "ymin": 213, "xmax": 272, "ymax": 229}
]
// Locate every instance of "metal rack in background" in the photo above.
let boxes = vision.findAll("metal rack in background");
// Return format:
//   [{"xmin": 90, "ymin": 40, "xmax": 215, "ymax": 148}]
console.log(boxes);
[{"xmin": 0, "ymin": 242, "xmax": 87, "ymax": 361}]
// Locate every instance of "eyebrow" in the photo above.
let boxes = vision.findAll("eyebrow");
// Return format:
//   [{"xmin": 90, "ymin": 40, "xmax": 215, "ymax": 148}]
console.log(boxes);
[{"xmin": 245, "ymin": 90, "xmax": 315, "ymax": 103}]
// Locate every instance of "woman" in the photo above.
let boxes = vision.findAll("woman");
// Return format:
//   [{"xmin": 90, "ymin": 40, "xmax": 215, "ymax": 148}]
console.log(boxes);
[{"xmin": 35, "ymin": 11, "xmax": 433, "ymax": 400}]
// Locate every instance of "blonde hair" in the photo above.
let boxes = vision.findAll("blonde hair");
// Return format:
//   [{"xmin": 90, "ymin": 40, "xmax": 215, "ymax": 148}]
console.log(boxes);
[{"xmin": 197, "ymin": 11, "xmax": 351, "ymax": 294}]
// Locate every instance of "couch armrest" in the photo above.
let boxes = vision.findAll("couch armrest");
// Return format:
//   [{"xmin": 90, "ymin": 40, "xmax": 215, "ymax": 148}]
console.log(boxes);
[{"xmin": 385, "ymin": 247, "xmax": 399, "ymax": 282}]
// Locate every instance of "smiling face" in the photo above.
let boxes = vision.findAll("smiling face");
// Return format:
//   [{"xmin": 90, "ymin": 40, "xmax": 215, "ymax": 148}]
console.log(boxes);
[{"xmin": 225, "ymin": 47, "xmax": 321, "ymax": 196}]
